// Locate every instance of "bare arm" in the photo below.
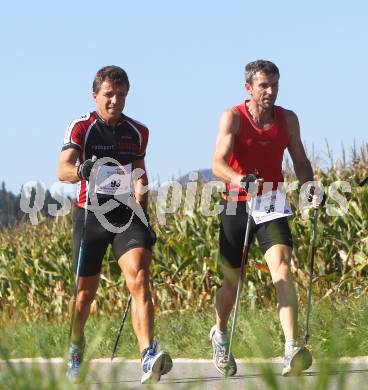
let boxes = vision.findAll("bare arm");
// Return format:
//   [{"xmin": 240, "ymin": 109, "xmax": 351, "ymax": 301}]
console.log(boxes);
[
  {"xmin": 285, "ymin": 109, "xmax": 314, "ymax": 184},
  {"xmin": 58, "ymin": 148, "xmax": 80, "ymax": 183},
  {"xmin": 133, "ymin": 159, "xmax": 149, "ymax": 213},
  {"xmin": 211, "ymin": 109, "xmax": 243, "ymax": 186}
]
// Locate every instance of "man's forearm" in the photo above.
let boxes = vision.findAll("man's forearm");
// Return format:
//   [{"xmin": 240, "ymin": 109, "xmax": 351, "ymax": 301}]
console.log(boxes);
[
  {"xmin": 134, "ymin": 179, "xmax": 149, "ymax": 213},
  {"xmin": 58, "ymin": 163, "xmax": 79, "ymax": 183},
  {"xmin": 136, "ymin": 193, "xmax": 148, "ymax": 213},
  {"xmin": 212, "ymin": 159, "xmax": 243, "ymax": 186},
  {"xmin": 294, "ymin": 160, "xmax": 314, "ymax": 185}
]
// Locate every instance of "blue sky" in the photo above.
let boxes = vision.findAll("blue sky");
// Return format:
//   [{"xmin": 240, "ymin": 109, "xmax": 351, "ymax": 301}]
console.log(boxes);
[{"xmin": 0, "ymin": 0, "xmax": 366, "ymax": 195}]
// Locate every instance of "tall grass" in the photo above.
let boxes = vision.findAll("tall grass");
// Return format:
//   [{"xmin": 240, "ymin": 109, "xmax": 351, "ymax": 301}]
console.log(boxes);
[
  {"xmin": 1, "ymin": 296, "xmax": 368, "ymax": 388},
  {"xmin": 0, "ymin": 144, "xmax": 367, "ymax": 389},
  {"xmin": 0, "ymin": 144, "xmax": 367, "ymax": 321}
]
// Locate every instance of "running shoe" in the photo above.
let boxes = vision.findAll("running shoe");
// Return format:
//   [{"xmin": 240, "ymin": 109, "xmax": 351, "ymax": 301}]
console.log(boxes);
[
  {"xmin": 209, "ymin": 325, "xmax": 237, "ymax": 376},
  {"xmin": 281, "ymin": 345, "xmax": 312, "ymax": 376},
  {"xmin": 66, "ymin": 336, "xmax": 85, "ymax": 383},
  {"xmin": 141, "ymin": 340, "xmax": 173, "ymax": 384}
]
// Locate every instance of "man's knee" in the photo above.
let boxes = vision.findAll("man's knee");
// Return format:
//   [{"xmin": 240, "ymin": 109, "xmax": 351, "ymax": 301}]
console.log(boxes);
[
  {"xmin": 265, "ymin": 245, "xmax": 292, "ymax": 281},
  {"xmin": 219, "ymin": 276, "xmax": 239, "ymax": 299},
  {"xmin": 126, "ymin": 268, "xmax": 150, "ymax": 298},
  {"xmin": 76, "ymin": 290, "xmax": 96, "ymax": 307}
]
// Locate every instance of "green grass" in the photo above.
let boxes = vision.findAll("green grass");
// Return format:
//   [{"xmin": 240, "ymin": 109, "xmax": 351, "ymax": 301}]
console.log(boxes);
[
  {"xmin": 1, "ymin": 295, "xmax": 368, "ymax": 360},
  {"xmin": 1, "ymin": 296, "xmax": 368, "ymax": 389}
]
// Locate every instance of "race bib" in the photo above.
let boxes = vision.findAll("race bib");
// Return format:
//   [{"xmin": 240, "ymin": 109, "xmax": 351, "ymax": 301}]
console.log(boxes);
[
  {"xmin": 95, "ymin": 164, "xmax": 132, "ymax": 196},
  {"xmin": 248, "ymin": 190, "xmax": 293, "ymax": 224}
]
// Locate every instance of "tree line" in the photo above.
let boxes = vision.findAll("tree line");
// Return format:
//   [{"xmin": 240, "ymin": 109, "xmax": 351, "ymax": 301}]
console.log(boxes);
[{"xmin": 0, "ymin": 182, "xmax": 67, "ymax": 229}]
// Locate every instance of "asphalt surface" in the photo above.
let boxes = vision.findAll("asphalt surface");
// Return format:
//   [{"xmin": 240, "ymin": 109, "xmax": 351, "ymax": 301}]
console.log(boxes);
[{"xmin": 2, "ymin": 357, "xmax": 368, "ymax": 389}]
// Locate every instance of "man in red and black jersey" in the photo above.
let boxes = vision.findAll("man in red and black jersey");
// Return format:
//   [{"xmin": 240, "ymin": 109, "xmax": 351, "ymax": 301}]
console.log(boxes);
[
  {"xmin": 210, "ymin": 60, "xmax": 324, "ymax": 377},
  {"xmin": 58, "ymin": 66, "xmax": 172, "ymax": 384}
]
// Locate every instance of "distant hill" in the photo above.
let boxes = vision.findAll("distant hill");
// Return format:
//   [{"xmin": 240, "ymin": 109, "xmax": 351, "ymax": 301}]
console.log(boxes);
[{"xmin": 178, "ymin": 168, "xmax": 215, "ymax": 184}]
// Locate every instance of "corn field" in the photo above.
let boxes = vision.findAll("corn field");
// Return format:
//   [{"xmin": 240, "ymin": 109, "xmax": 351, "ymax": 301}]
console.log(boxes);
[{"xmin": 0, "ymin": 144, "xmax": 367, "ymax": 322}]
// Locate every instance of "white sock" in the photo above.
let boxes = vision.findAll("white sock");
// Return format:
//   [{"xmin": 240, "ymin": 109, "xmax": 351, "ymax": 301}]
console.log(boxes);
[
  {"xmin": 71, "ymin": 342, "xmax": 82, "ymax": 351},
  {"xmin": 215, "ymin": 329, "xmax": 229, "ymax": 345},
  {"xmin": 284, "ymin": 339, "xmax": 298, "ymax": 355}
]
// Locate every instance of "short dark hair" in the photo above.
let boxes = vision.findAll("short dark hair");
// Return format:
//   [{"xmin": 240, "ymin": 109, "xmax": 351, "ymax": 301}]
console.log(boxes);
[
  {"xmin": 245, "ymin": 60, "xmax": 280, "ymax": 85},
  {"xmin": 92, "ymin": 65, "xmax": 130, "ymax": 93}
]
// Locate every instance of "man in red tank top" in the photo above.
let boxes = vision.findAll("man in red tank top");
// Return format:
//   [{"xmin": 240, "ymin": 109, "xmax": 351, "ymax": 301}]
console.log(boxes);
[{"xmin": 210, "ymin": 60, "xmax": 323, "ymax": 377}]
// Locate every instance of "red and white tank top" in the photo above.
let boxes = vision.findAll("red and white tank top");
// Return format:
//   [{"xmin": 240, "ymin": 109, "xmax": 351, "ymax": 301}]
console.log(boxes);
[{"xmin": 226, "ymin": 100, "xmax": 289, "ymax": 198}]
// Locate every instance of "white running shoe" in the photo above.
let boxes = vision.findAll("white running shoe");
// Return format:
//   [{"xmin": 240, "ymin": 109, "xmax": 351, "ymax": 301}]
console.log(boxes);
[
  {"xmin": 281, "ymin": 345, "xmax": 312, "ymax": 376},
  {"xmin": 209, "ymin": 325, "xmax": 237, "ymax": 376},
  {"xmin": 141, "ymin": 340, "xmax": 173, "ymax": 384}
]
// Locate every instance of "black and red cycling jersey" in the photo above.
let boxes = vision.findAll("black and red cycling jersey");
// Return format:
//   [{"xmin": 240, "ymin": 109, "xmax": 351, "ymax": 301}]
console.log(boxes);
[{"xmin": 62, "ymin": 111, "xmax": 149, "ymax": 208}]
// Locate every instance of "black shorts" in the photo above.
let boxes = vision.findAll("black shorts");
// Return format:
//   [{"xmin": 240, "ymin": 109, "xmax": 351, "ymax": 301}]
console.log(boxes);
[
  {"xmin": 219, "ymin": 200, "xmax": 293, "ymax": 268},
  {"xmin": 72, "ymin": 205, "xmax": 152, "ymax": 277}
]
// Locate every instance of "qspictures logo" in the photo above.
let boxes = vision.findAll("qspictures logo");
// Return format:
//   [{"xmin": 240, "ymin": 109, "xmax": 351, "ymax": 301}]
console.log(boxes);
[{"xmin": 19, "ymin": 159, "xmax": 359, "ymax": 230}]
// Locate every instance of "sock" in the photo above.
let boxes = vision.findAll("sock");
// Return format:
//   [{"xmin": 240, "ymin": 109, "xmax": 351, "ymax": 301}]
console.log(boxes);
[
  {"xmin": 70, "ymin": 342, "xmax": 83, "ymax": 352},
  {"xmin": 215, "ymin": 329, "xmax": 229, "ymax": 345},
  {"xmin": 284, "ymin": 339, "xmax": 298, "ymax": 356}
]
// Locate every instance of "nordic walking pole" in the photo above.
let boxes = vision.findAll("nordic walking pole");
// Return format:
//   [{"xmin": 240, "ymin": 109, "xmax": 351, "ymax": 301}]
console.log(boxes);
[
  {"xmin": 228, "ymin": 194, "xmax": 256, "ymax": 359},
  {"xmin": 69, "ymin": 156, "xmax": 97, "ymax": 341},
  {"xmin": 304, "ymin": 207, "xmax": 318, "ymax": 344},
  {"xmin": 111, "ymin": 294, "xmax": 132, "ymax": 361}
]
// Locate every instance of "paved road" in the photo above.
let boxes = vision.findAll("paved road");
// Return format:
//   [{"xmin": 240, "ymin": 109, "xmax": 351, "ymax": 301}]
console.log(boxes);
[{"xmin": 2, "ymin": 357, "xmax": 368, "ymax": 389}]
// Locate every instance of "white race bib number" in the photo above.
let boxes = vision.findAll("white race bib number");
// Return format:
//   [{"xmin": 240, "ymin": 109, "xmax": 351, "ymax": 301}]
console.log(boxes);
[
  {"xmin": 95, "ymin": 164, "xmax": 132, "ymax": 196},
  {"xmin": 248, "ymin": 190, "xmax": 293, "ymax": 224}
]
